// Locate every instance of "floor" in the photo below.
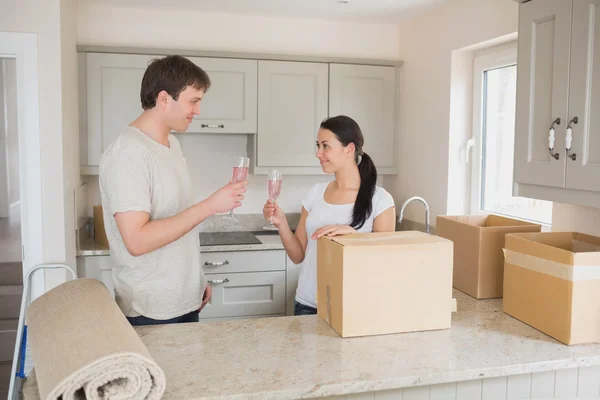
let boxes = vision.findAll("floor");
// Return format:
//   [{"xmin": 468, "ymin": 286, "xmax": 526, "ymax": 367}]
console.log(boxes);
[{"xmin": 0, "ymin": 206, "xmax": 21, "ymax": 263}]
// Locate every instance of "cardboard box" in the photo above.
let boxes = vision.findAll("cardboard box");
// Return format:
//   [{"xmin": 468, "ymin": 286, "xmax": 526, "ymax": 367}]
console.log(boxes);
[
  {"xmin": 436, "ymin": 215, "xmax": 541, "ymax": 299},
  {"xmin": 503, "ymin": 232, "xmax": 600, "ymax": 345},
  {"xmin": 316, "ymin": 231, "xmax": 454, "ymax": 338},
  {"xmin": 93, "ymin": 205, "xmax": 109, "ymax": 249}
]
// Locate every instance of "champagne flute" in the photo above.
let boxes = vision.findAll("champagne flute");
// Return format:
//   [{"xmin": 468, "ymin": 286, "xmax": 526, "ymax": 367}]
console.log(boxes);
[
  {"xmin": 263, "ymin": 169, "xmax": 282, "ymax": 230},
  {"xmin": 225, "ymin": 156, "xmax": 249, "ymax": 221}
]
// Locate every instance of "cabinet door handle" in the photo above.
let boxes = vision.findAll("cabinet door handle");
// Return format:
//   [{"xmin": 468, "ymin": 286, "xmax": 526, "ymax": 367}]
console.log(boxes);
[
  {"xmin": 207, "ymin": 278, "xmax": 229, "ymax": 285},
  {"xmin": 201, "ymin": 124, "xmax": 225, "ymax": 129},
  {"xmin": 548, "ymin": 117, "xmax": 561, "ymax": 160},
  {"xmin": 566, "ymin": 116, "xmax": 578, "ymax": 161},
  {"xmin": 204, "ymin": 260, "xmax": 229, "ymax": 267}
]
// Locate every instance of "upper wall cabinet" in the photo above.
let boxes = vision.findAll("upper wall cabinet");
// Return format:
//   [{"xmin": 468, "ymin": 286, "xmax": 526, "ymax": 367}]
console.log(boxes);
[
  {"xmin": 250, "ymin": 62, "xmax": 399, "ymax": 175},
  {"xmin": 513, "ymin": 0, "xmax": 600, "ymax": 208},
  {"xmin": 79, "ymin": 48, "xmax": 401, "ymax": 175},
  {"xmin": 329, "ymin": 64, "xmax": 396, "ymax": 168},
  {"xmin": 255, "ymin": 60, "xmax": 329, "ymax": 170},
  {"xmin": 80, "ymin": 52, "xmax": 258, "ymax": 171}
]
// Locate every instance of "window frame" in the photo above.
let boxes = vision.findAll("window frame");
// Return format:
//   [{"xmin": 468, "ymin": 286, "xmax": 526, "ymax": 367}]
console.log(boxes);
[{"xmin": 469, "ymin": 42, "xmax": 550, "ymax": 226}]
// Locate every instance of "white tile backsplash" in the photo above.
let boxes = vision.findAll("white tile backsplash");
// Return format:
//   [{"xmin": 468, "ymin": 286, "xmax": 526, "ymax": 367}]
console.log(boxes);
[{"xmin": 85, "ymin": 133, "xmax": 334, "ymax": 216}]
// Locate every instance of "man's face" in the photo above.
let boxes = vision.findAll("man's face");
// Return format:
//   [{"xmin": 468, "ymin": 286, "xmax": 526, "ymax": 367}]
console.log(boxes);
[{"xmin": 164, "ymin": 86, "xmax": 204, "ymax": 132}]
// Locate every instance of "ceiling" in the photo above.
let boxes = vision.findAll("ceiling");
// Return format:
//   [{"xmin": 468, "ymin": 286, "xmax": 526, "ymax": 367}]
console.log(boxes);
[{"xmin": 79, "ymin": 0, "xmax": 451, "ymax": 23}]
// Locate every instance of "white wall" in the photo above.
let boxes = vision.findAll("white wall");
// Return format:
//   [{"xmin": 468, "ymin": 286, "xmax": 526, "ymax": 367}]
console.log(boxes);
[
  {"xmin": 77, "ymin": 3, "xmax": 399, "ymax": 215},
  {"xmin": 0, "ymin": 0, "xmax": 80, "ymax": 290},
  {"xmin": 0, "ymin": 58, "xmax": 8, "ymax": 218},
  {"xmin": 383, "ymin": 0, "xmax": 519, "ymax": 226},
  {"xmin": 552, "ymin": 203, "xmax": 600, "ymax": 237},
  {"xmin": 3, "ymin": 59, "xmax": 21, "ymax": 208},
  {"xmin": 60, "ymin": 0, "xmax": 80, "ymax": 282}
]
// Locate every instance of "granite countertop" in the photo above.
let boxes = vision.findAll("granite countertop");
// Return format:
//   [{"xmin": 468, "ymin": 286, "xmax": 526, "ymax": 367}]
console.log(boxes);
[
  {"xmin": 20, "ymin": 290, "xmax": 600, "ymax": 399},
  {"xmin": 125, "ymin": 289, "xmax": 600, "ymax": 399},
  {"xmin": 77, "ymin": 214, "xmax": 293, "ymax": 256},
  {"xmin": 77, "ymin": 233, "xmax": 285, "ymax": 256}
]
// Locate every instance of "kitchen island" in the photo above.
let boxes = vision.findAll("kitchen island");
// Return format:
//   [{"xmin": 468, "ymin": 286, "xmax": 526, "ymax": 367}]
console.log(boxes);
[
  {"xmin": 137, "ymin": 291, "xmax": 600, "ymax": 398},
  {"xmin": 20, "ymin": 289, "xmax": 600, "ymax": 399}
]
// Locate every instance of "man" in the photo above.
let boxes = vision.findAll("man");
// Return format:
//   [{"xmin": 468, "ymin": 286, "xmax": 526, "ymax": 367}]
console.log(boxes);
[{"xmin": 99, "ymin": 55, "xmax": 246, "ymax": 326}]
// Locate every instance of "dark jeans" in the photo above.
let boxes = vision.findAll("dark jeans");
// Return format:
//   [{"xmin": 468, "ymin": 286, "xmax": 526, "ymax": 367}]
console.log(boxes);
[
  {"xmin": 127, "ymin": 310, "xmax": 200, "ymax": 326},
  {"xmin": 294, "ymin": 301, "xmax": 317, "ymax": 316}
]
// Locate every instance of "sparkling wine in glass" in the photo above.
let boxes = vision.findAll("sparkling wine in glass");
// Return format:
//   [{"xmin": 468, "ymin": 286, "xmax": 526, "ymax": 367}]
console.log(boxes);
[
  {"xmin": 226, "ymin": 156, "xmax": 249, "ymax": 220},
  {"xmin": 263, "ymin": 170, "xmax": 282, "ymax": 230}
]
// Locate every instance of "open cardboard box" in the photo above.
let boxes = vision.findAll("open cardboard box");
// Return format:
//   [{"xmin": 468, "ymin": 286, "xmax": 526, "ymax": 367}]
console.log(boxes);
[
  {"xmin": 436, "ymin": 215, "xmax": 541, "ymax": 299},
  {"xmin": 316, "ymin": 231, "xmax": 454, "ymax": 338},
  {"xmin": 503, "ymin": 232, "xmax": 600, "ymax": 345}
]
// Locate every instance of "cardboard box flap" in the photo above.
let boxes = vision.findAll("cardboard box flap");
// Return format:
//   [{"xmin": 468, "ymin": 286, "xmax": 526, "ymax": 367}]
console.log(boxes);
[
  {"xmin": 485, "ymin": 214, "xmax": 538, "ymax": 227},
  {"xmin": 438, "ymin": 214, "xmax": 539, "ymax": 229},
  {"xmin": 437, "ymin": 215, "xmax": 488, "ymax": 228},
  {"xmin": 327, "ymin": 231, "xmax": 449, "ymax": 247}
]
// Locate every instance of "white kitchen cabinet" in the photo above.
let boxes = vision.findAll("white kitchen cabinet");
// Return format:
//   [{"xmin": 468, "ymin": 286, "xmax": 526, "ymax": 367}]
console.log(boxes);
[
  {"xmin": 285, "ymin": 255, "xmax": 301, "ymax": 316},
  {"xmin": 565, "ymin": 0, "xmax": 600, "ymax": 192},
  {"xmin": 514, "ymin": 0, "xmax": 600, "ymax": 207},
  {"xmin": 76, "ymin": 255, "xmax": 115, "ymax": 298},
  {"xmin": 81, "ymin": 52, "xmax": 258, "ymax": 171},
  {"xmin": 201, "ymin": 249, "xmax": 287, "ymax": 320},
  {"xmin": 254, "ymin": 60, "xmax": 329, "ymax": 172},
  {"xmin": 329, "ymin": 64, "xmax": 396, "ymax": 168},
  {"xmin": 77, "ymin": 249, "xmax": 288, "ymax": 321},
  {"xmin": 200, "ymin": 271, "xmax": 286, "ymax": 319}
]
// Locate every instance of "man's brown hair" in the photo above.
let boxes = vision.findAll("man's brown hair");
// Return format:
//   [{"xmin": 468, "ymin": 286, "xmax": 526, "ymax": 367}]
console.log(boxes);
[{"xmin": 140, "ymin": 55, "xmax": 211, "ymax": 110}]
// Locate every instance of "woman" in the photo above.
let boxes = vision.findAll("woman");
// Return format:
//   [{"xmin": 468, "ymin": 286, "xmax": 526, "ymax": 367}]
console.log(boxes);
[{"xmin": 263, "ymin": 115, "xmax": 396, "ymax": 316}]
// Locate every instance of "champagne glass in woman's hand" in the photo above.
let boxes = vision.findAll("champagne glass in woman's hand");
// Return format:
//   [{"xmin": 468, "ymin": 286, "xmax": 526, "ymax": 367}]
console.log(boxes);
[
  {"xmin": 225, "ymin": 156, "xmax": 249, "ymax": 221},
  {"xmin": 263, "ymin": 169, "xmax": 282, "ymax": 230}
]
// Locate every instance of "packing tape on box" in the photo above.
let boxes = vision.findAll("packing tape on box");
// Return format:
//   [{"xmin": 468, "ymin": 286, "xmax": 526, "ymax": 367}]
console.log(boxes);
[{"xmin": 503, "ymin": 249, "xmax": 600, "ymax": 281}]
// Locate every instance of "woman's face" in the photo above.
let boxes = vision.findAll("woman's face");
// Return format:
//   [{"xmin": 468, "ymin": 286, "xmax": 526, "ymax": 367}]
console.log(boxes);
[{"xmin": 316, "ymin": 128, "xmax": 354, "ymax": 173}]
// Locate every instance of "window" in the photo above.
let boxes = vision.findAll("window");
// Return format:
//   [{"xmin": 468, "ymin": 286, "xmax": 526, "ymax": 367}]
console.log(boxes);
[{"xmin": 470, "ymin": 44, "xmax": 552, "ymax": 225}]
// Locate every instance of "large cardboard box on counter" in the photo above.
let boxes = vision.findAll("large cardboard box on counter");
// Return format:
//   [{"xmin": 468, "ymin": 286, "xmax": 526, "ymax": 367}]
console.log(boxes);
[
  {"xmin": 316, "ymin": 231, "xmax": 453, "ymax": 338},
  {"xmin": 436, "ymin": 215, "xmax": 541, "ymax": 299},
  {"xmin": 503, "ymin": 232, "xmax": 600, "ymax": 345}
]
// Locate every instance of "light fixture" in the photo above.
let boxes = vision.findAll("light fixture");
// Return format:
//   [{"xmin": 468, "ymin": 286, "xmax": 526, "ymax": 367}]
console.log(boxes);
[{"xmin": 337, "ymin": 0, "xmax": 350, "ymax": 3}]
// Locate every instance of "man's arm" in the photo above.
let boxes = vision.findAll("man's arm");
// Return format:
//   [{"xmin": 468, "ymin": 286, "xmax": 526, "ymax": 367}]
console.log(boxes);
[{"xmin": 115, "ymin": 181, "xmax": 246, "ymax": 257}]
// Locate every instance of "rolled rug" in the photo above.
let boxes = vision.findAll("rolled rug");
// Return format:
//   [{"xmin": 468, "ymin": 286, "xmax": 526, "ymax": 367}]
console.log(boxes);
[{"xmin": 25, "ymin": 278, "xmax": 166, "ymax": 400}]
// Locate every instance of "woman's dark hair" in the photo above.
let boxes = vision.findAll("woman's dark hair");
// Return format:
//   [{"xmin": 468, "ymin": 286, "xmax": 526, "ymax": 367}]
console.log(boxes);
[
  {"xmin": 140, "ymin": 55, "xmax": 211, "ymax": 110},
  {"xmin": 320, "ymin": 115, "xmax": 377, "ymax": 230}
]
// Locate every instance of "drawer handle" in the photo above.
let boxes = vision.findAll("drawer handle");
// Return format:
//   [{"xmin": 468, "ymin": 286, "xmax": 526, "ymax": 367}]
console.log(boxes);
[
  {"xmin": 201, "ymin": 124, "xmax": 225, "ymax": 129},
  {"xmin": 208, "ymin": 278, "xmax": 229, "ymax": 285},
  {"xmin": 204, "ymin": 261, "xmax": 229, "ymax": 267}
]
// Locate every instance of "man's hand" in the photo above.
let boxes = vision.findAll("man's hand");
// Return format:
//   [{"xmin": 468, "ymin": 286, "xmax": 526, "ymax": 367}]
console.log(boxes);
[
  {"xmin": 199, "ymin": 285, "xmax": 212, "ymax": 312},
  {"xmin": 205, "ymin": 181, "xmax": 247, "ymax": 214}
]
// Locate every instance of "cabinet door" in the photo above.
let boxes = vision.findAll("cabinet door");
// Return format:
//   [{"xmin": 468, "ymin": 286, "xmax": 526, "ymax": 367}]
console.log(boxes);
[
  {"xmin": 186, "ymin": 57, "xmax": 257, "ymax": 134},
  {"xmin": 86, "ymin": 53, "xmax": 151, "ymax": 167},
  {"xmin": 199, "ymin": 271, "xmax": 286, "ymax": 319},
  {"xmin": 76, "ymin": 256, "xmax": 115, "ymax": 298},
  {"xmin": 565, "ymin": 0, "xmax": 600, "ymax": 192},
  {"xmin": 257, "ymin": 61, "xmax": 328, "ymax": 167},
  {"xmin": 329, "ymin": 64, "xmax": 396, "ymax": 167},
  {"xmin": 513, "ymin": 0, "xmax": 572, "ymax": 188}
]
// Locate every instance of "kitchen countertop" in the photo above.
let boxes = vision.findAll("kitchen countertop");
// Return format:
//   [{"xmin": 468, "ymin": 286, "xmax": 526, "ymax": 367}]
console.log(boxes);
[
  {"xmin": 77, "ymin": 233, "xmax": 285, "ymax": 256},
  {"xmin": 20, "ymin": 289, "xmax": 600, "ymax": 399}
]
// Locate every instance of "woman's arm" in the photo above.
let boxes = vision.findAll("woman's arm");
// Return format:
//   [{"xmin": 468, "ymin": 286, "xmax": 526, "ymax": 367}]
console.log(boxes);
[
  {"xmin": 278, "ymin": 207, "xmax": 309, "ymax": 264},
  {"xmin": 373, "ymin": 207, "xmax": 396, "ymax": 232}
]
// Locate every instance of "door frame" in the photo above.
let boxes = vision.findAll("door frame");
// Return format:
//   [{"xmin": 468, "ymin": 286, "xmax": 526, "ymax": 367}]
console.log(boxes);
[{"xmin": 0, "ymin": 32, "xmax": 45, "ymax": 293}]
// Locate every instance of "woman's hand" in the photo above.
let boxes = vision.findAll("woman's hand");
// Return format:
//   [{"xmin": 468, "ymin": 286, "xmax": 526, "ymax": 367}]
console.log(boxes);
[
  {"xmin": 262, "ymin": 199, "xmax": 287, "ymax": 229},
  {"xmin": 311, "ymin": 225, "xmax": 356, "ymax": 240}
]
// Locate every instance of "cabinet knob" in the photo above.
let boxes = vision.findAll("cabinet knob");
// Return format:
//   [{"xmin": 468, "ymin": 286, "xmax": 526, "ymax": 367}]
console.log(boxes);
[
  {"xmin": 566, "ymin": 116, "xmax": 578, "ymax": 161},
  {"xmin": 201, "ymin": 124, "xmax": 225, "ymax": 129},
  {"xmin": 548, "ymin": 117, "xmax": 561, "ymax": 160},
  {"xmin": 204, "ymin": 260, "xmax": 229, "ymax": 267},
  {"xmin": 207, "ymin": 278, "xmax": 229, "ymax": 285}
]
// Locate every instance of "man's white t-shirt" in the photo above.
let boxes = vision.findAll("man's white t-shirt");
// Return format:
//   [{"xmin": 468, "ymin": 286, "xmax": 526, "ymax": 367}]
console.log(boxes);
[
  {"xmin": 295, "ymin": 182, "xmax": 395, "ymax": 309},
  {"xmin": 99, "ymin": 126, "xmax": 206, "ymax": 320}
]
